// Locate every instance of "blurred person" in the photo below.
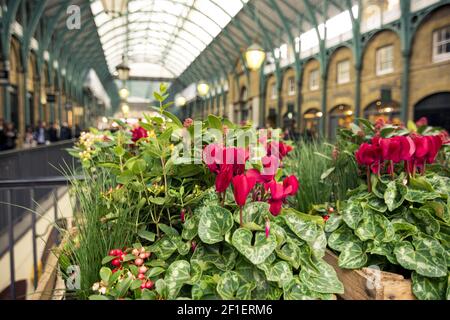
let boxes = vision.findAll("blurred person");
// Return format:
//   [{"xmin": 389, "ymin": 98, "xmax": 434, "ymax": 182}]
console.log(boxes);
[
  {"xmin": 60, "ymin": 122, "xmax": 72, "ymax": 140},
  {"xmin": 5, "ymin": 122, "xmax": 17, "ymax": 150},
  {"xmin": 0, "ymin": 118, "xmax": 6, "ymax": 151},
  {"xmin": 48, "ymin": 122, "xmax": 59, "ymax": 142},
  {"xmin": 74, "ymin": 124, "xmax": 81, "ymax": 139},
  {"xmin": 23, "ymin": 125, "xmax": 36, "ymax": 148},
  {"xmin": 34, "ymin": 121, "xmax": 48, "ymax": 145}
]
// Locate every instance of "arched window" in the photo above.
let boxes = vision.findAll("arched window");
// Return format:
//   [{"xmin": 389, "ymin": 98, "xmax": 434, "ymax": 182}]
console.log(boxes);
[
  {"xmin": 364, "ymin": 100, "xmax": 401, "ymax": 125},
  {"xmin": 329, "ymin": 105, "xmax": 353, "ymax": 138},
  {"xmin": 302, "ymin": 108, "xmax": 321, "ymax": 139},
  {"xmin": 414, "ymin": 92, "xmax": 450, "ymax": 131}
]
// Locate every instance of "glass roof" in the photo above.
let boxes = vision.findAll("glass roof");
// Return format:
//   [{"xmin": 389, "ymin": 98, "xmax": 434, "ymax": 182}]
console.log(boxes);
[{"xmin": 91, "ymin": 0, "xmax": 248, "ymax": 78}]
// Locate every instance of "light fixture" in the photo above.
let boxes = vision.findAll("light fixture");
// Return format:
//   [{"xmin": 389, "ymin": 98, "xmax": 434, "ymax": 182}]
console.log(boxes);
[
  {"xmin": 101, "ymin": 0, "xmax": 128, "ymax": 17},
  {"xmin": 316, "ymin": 112, "xmax": 323, "ymax": 118},
  {"xmin": 245, "ymin": 43, "xmax": 266, "ymax": 71},
  {"xmin": 119, "ymin": 87, "xmax": 129, "ymax": 99},
  {"xmin": 287, "ymin": 112, "xmax": 293, "ymax": 119},
  {"xmin": 345, "ymin": 110, "xmax": 354, "ymax": 116},
  {"xmin": 102, "ymin": 117, "xmax": 108, "ymax": 124},
  {"xmin": 175, "ymin": 95, "xmax": 187, "ymax": 107},
  {"xmin": 116, "ymin": 55, "xmax": 130, "ymax": 81},
  {"xmin": 197, "ymin": 80, "xmax": 210, "ymax": 97},
  {"xmin": 121, "ymin": 103, "xmax": 130, "ymax": 116}
]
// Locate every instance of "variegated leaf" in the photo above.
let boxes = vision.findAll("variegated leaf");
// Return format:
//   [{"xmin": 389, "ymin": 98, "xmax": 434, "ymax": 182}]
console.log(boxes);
[
  {"xmin": 232, "ymin": 228, "xmax": 277, "ymax": 265},
  {"xmin": 198, "ymin": 205, "xmax": 234, "ymax": 244}
]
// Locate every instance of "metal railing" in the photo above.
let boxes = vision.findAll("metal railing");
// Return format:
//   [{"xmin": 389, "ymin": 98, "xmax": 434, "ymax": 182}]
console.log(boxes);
[
  {"xmin": 0, "ymin": 141, "xmax": 81, "ymax": 299},
  {"xmin": 0, "ymin": 176, "xmax": 76, "ymax": 300}
]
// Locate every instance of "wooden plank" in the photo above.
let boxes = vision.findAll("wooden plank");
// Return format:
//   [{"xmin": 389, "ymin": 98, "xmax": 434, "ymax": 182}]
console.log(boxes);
[
  {"xmin": 29, "ymin": 252, "xmax": 59, "ymax": 300},
  {"xmin": 325, "ymin": 249, "xmax": 416, "ymax": 300}
]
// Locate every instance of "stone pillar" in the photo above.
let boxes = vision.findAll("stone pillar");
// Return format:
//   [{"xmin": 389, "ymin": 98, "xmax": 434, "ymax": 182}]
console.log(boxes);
[{"xmin": 252, "ymin": 96, "xmax": 260, "ymax": 128}]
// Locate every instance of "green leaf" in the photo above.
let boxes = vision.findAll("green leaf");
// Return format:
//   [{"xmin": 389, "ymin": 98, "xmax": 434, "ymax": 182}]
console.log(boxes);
[
  {"xmin": 207, "ymin": 114, "xmax": 222, "ymax": 130},
  {"xmin": 357, "ymin": 118, "xmax": 375, "ymax": 133},
  {"xmin": 341, "ymin": 200, "xmax": 365, "ymax": 229},
  {"xmin": 266, "ymin": 261, "xmax": 293, "ymax": 287},
  {"xmin": 116, "ymin": 277, "xmax": 132, "ymax": 298},
  {"xmin": 99, "ymin": 267, "xmax": 112, "ymax": 284},
  {"xmin": 366, "ymin": 195, "xmax": 388, "ymax": 213},
  {"xmin": 320, "ymin": 167, "xmax": 335, "ymax": 180},
  {"xmin": 154, "ymin": 92, "xmax": 164, "ymax": 102},
  {"xmin": 150, "ymin": 237, "xmax": 177, "ymax": 260},
  {"xmin": 101, "ymin": 255, "xmax": 116, "ymax": 265},
  {"xmin": 394, "ymin": 235, "xmax": 447, "ymax": 277},
  {"xmin": 148, "ymin": 196, "xmax": 166, "ymax": 205},
  {"xmin": 380, "ymin": 125, "xmax": 396, "ymax": 138},
  {"xmin": 181, "ymin": 214, "xmax": 200, "ymax": 240},
  {"xmin": 384, "ymin": 180, "xmax": 407, "ymax": 211},
  {"xmin": 158, "ymin": 223, "xmax": 179, "ymax": 237},
  {"xmin": 411, "ymin": 272, "xmax": 447, "ymax": 300},
  {"xmin": 130, "ymin": 279, "xmax": 142, "ymax": 291},
  {"xmin": 338, "ymin": 242, "xmax": 368, "ymax": 269},
  {"xmin": 162, "ymin": 110, "xmax": 183, "ymax": 128},
  {"xmin": 147, "ymin": 267, "xmax": 165, "ymax": 278},
  {"xmin": 234, "ymin": 201, "xmax": 271, "ymax": 230},
  {"xmin": 141, "ymin": 289, "xmax": 157, "ymax": 300},
  {"xmin": 113, "ymin": 145, "xmax": 125, "ymax": 157},
  {"xmin": 232, "ymin": 228, "xmax": 277, "ymax": 265},
  {"xmin": 283, "ymin": 277, "xmax": 334, "ymax": 300},
  {"xmin": 198, "ymin": 205, "xmax": 234, "ymax": 244},
  {"xmin": 132, "ymin": 159, "xmax": 147, "ymax": 173},
  {"xmin": 328, "ymin": 225, "xmax": 361, "ymax": 252},
  {"xmin": 191, "ymin": 276, "xmax": 218, "ymax": 300},
  {"xmin": 283, "ymin": 212, "xmax": 327, "ymax": 257},
  {"xmin": 164, "ymin": 260, "xmax": 191, "ymax": 299},
  {"xmin": 236, "ymin": 282, "xmax": 256, "ymax": 300},
  {"xmin": 155, "ymin": 279, "xmax": 168, "ymax": 299},
  {"xmin": 324, "ymin": 214, "xmax": 343, "ymax": 233},
  {"xmin": 299, "ymin": 258, "xmax": 344, "ymax": 294},
  {"xmin": 355, "ymin": 208, "xmax": 395, "ymax": 243},
  {"xmin": 217, "ymin": 271, "xmax": 240, "ymax": 300},
  {"xmin": 408, "ymin": 208, "xmax": 440, "ymax": 236},
  {"xmin": 138, "ymin": 229, "xmax": 156, "ymax": 242},
  {"xmin": 89, "ymin": 295, "xmax": 110, "ymax": 300}
]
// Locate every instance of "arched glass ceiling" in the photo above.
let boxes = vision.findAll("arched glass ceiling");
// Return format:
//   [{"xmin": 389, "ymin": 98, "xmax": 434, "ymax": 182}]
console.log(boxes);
[{"xmin": 91, "ymin": 0, "xmax": 249, "ymax": 78}]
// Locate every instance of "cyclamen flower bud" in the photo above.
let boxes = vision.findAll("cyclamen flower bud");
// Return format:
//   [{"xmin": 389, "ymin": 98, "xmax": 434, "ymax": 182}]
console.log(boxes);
[
  {"xmin": 191, "ymin": 241, "xmax": 197, "ymax": 252},
  {"xmin": 181, "ymin": 209, "xmax": 186, "ymax": 223},
  {"xmin": 265, "ymin": 219, "xmax": 270, "ymax": 239}
]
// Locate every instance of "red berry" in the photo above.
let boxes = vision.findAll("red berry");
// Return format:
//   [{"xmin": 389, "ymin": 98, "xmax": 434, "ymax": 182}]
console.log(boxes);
[
  {"xmin": 140, "ymin": 283, "xmax": 146, "ymax": 289},
  {"xmin": 323, "ymin": 215, "xmax": 330, "ymax": 222},
  {"xmin": 139, "ymin": 266, "xmax": 148, "ymax": 274},
  {"xmin": 145, "ymin": 281, "xmax": 154, "ymax": 289},
  {"xmin": 132, "ymin": 249, "xmax": 140, "ymax": 256},
  {"xmin": 328, "ymin": 207, "xmax": 335, "ymax": 213},
  {"xmin": 109, "ymin": 250, "xmax": 116, "ymax": 256},
  {"xmin": 139, "ymin": 253, "xmax": 147, "ymax": 259},
  {"xmin": 145, "ymin": 252, "xmax": 151, "ymax": 259},
  {"xmin": 138, "ymin": 274, "xmax": 145, "ymax": 280},
  {"xmin": 135, "ymin": 258, "xmax": 144, "ymax": 266},
  {"xmin": 112, "ymin": 268, "xmax": 118, "ymax": 273},
  {"xmin": 111, "ymin": 258, "xmax": 121, "ymax": 267},
  {"xmin": 116, "ymin": 250, "xmax": 123, "ymax": 256}
]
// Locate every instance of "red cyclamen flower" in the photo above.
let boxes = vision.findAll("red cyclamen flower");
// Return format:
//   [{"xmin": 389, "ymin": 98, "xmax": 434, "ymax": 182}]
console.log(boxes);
[{"xmin": 131, "ymin": 126, "xmax": 148, "ymax": 142}]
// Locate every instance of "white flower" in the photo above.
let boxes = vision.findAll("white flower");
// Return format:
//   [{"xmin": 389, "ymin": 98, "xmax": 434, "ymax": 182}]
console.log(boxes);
[
  {"xmin": 92, "ymin": 282, "xmax": 100, "ymax": 291},
  {"xmin": 99, "ymin": 286, "xmax": 107, "ymax": 295}
]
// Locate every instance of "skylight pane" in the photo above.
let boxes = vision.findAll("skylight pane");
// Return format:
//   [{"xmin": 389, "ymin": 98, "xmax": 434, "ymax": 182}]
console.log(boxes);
[{"xmin": 194, "ymin": 0, "xmax": 229, "ymax": 27}]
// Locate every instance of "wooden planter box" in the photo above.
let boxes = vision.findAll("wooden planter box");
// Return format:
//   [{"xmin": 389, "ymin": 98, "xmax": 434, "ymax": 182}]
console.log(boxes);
[
  {"xmin": 324, "ymin": 250, "xmax": 416, "ymax": 300},
  {"xmin": 29, "ymin": 228, "xmax": 75, "ymax": 300}
]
